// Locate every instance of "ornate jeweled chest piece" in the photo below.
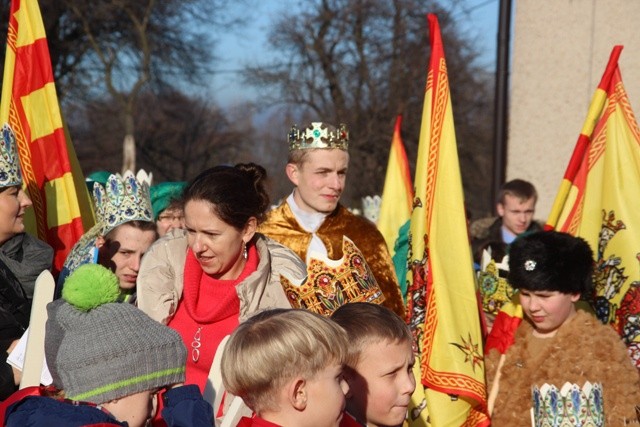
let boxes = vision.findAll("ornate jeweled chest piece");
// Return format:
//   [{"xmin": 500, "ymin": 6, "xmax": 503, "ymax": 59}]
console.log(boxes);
[{"xmin": 280, "ymin": 236, "xmax": 384, "ymax": 316}]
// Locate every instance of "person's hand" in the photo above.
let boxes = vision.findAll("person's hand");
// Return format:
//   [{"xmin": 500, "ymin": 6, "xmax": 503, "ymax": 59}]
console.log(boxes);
[
  {"xmin": 6, "ymin": 339, "xmax": 19, "ymax": 354},
  {"xmin": 7, "ymin": 339, "xmax": 21, "ymax": 385}
]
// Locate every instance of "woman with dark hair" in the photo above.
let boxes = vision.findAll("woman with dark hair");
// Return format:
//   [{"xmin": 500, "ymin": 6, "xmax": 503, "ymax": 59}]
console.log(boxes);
[
  {"xmin": 137, "ymin": 163, "xmax": 306, "ymax": 422},
  {"xmin": 0, "ymin": 124, "xmax": 53, "ymax": 399}
]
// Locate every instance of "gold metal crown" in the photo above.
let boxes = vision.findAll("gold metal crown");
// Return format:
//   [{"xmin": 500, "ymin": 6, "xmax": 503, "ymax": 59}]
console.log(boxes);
[
  {"xmin": 92, "ymin": 171, "xmax": 153, "ymax": 235},
  {"xmin": 288, "ymin": 122, "xmax": 349, "ymax": 151},
  {"xmin": 280, "ymin": 236, "xmax": 384, "ymax": 316}
]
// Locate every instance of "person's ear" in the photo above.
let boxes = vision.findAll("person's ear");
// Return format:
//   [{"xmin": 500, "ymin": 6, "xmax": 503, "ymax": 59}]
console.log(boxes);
[
  {"xmin": 242, "ymin": 217, "xmax": 257, "ymax": 243},
  {"xmin": 342, "ymin": 367, "xmax": 356, "ymax": 399},
  {"xmin": 570, "ymin": 293, "xmax": 581, "ymax": 303},
  {"xmin": 496, "ymin": 202, "xmax": 505, "ymax": 217},
  {"xmin": 288, "ymin": 377, "xmax": 307, "ymax": 411},
  {"xmin": 285, "ymin": 163, "xmax": 299, "ymax": 186},
  {"xmin": 95, "ymin": 235, "xmax": 106, "ymax": 249}
]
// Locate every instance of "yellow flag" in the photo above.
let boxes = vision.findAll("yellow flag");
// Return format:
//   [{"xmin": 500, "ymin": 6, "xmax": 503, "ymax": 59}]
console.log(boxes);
[
  {"xmin": 547, "ymin": 45, "xmax": 640, "ymax": 365},
  {"xmin": 406, "ymin": 14, "xmax": 488, "ymax": 426},
  {"xmin": 378, "ymin": 115, "xmax": 413, "ymax": 257}
]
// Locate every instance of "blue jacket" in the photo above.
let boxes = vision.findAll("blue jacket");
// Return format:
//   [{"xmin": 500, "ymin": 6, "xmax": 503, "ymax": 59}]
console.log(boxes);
[{"xmin": 4, "ymin": 385, "xmax": 213, "ymax": 426}]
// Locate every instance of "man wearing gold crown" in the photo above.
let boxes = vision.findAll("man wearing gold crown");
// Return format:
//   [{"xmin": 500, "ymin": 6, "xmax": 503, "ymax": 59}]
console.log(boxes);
[
  {"xmin": 57, "ymin": 171, "xmax": 157, "ymax": 302},
  {"xmin": 258, "ymin": 122, "xmax": 404, "ymax": 317}
]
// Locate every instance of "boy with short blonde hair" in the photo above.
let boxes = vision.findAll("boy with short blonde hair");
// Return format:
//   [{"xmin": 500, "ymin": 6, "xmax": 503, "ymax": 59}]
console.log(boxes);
[
  {"xmin": 221, "ymin": 308, "xmax": 351, "ymax": 426},
  {"xmin": 331, "ymin": 302, "xmax": 416, "ymax": 427}
]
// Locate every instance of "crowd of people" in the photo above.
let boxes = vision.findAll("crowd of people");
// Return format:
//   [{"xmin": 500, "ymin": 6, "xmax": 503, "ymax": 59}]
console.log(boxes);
[{"xmin": 0, "ymin": 120, "xmax": 637, "ymax": 426}]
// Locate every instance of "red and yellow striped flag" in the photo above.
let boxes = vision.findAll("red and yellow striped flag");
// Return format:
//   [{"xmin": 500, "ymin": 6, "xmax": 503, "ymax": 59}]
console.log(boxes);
[
  {"xmin": 378, "ymin": 114, "xmax": 413, "ymax": 257},
  {"xmin": 0, "ymin": 0, "xmax": 94, "ymax": 274},
  {"xmin": 546, "ymin": 45, "xmax": 640, "ymax": 365},
  {"xmin": 406, "ymin": 14, "xmax": 488, "ymax": 426}
]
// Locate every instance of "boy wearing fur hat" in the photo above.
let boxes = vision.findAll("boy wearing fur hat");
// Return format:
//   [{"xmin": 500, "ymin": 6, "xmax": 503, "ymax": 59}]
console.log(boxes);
[
  {"xmin": 2, "ymin": 264, "xmax": 213, "ymax": 426},
  {"xmin": 221, "ymin": 308, "xmax": 351, "ymax": 427},
  {"xmin": 486, "ymin": 231, "xmax": 640, "ymax": 426}
]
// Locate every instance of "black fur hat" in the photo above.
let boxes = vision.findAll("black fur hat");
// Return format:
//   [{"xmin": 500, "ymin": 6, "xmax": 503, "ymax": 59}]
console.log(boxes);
[{"xmin": 508, "ymin": 231, "xmax": 594, "ymax": 296}]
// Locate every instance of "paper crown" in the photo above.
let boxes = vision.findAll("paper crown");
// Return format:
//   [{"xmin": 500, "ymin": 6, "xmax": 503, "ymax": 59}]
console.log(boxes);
[
  {"xmin": 0, "ymin": 124, "xmax": 23, "ymax": 188},
  {"xmin": 93, "ymin": 171, "xmax": 153, "ymax": 235},
  {"xmin": 280, "ymin": 236, "xmax": 384, "ymax": 316},
  {"xmin": 288, "ymin": 122, "xmax": 349, "ymax": 151},
  {"xmin": 532, "ymin": 382, "xmax": 604, "ymax": 427},
  {"xmin": 60, "ymin": 223, "xmax": 102, "ymax": 283},
  {"xmin": 478, "ymin": 251, "xmax": 513, "ymax": 314},
  {"xmin": 361, "ymin": 195, "xmax": 381, "ymax": 224},
  {"xmin": 135, "ymin": 169, "xmax": 153, "ymax": 187}
]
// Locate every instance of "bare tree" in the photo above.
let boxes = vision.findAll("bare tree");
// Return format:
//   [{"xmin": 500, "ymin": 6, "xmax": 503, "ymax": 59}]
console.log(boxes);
[
  {"xmin": 62, "ymin": 0, "xmax": 214, "ymax": 173},
  {"xmin": 67, "ymin": 90, "xmax": 253, "ymax": 182},
  {"xmin": 244, "ymin": 0, "xmax": 494, "ymax": 217},
  {"xmin": 0, "ymin": 0, "xmax": 239, "ymax": 174}
]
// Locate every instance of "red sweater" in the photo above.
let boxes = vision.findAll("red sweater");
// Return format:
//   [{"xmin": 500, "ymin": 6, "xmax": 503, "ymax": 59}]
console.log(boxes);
[
  {"xmin": 169, "ymin": 244, "xmax": 259, "ymax": 391},
  {"xmin": 237, "ymin": 416, "xmax": 282, "ymax": 427}
]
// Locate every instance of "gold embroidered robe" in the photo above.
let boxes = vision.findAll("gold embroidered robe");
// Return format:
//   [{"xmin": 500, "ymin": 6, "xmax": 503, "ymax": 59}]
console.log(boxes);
[{"xmin": 259, "ymin": 202, "xmax": 405, "ymax": 318}]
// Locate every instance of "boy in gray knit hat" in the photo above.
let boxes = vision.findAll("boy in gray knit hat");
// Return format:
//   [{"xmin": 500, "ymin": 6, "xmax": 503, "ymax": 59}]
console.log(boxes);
[{"xmin": 1, "ymin": 264, "xmax": 213, "ymax": 426}]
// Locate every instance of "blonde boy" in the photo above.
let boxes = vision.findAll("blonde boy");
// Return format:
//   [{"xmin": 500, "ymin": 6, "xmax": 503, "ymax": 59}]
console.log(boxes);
[
  {"xmin": 331, "ymin": 303, "xmax": 415, "ymax": 427},
  {"xmin": 221, "ymin": 308, "xmax": 350, "ymax": 427}
]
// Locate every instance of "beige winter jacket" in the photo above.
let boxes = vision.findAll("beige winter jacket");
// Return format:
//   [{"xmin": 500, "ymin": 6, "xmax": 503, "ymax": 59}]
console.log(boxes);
[{"xmin": 137, "ymin": 229, "xmax": 306, "ymax": 324}]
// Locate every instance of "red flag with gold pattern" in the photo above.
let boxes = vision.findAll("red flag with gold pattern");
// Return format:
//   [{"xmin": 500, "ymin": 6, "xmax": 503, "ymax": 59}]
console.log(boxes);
[{"xmin": 1, "ymin": 0, "xmax": 95, "ymax": 274}]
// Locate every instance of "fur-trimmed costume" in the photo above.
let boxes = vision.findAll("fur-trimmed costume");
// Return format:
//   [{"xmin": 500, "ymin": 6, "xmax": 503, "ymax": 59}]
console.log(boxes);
[
  {"xmin": 258, "ymin": 201, "xmax": 405, "ymax": 317},
  {"xmin": 486, "ymin": 310, "xmax": 640, "ymax": 426}
]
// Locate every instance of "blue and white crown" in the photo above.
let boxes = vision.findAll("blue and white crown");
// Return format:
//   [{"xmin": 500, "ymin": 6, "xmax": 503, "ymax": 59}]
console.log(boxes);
[
  {"xmin": 0, "ymin": 124, "xmax": 23, "ymax": 188},
  {"xmin": 532, "ymin": 381, "xmax": 604, "ymax": 427},
  {"xmin": 288, "ymin": 122, "xmax": 349, "ymax": 151},
  {"xmin": 93, "ymin": 171, "xmax": 153, "ymax": 235}
]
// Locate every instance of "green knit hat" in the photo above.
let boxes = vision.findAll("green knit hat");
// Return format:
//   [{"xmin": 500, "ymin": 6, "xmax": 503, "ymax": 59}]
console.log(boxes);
[
  {"xmin": 46, "ymin": 264, "xmax": 186, "ymax": 404},
  {"xmin": 149, "ymin": 181, "xmax": 187, "ymax": 221}
]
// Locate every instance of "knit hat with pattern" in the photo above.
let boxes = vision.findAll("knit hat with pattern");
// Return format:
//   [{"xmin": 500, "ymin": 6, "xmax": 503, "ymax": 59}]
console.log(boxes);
[{"xmin": 45, "ymin": 263, "xmax": 186, "ymax": 404}]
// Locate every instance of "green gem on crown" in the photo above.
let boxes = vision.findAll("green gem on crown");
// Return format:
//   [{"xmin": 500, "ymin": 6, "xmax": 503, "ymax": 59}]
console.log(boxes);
[{"xmin": 287, "ymin": 122, "xmax": 349, "ymax": 151}]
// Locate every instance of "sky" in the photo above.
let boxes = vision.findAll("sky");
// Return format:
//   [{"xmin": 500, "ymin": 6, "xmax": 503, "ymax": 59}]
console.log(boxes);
[{"xmin": 210, "ymin": 0, "xmax": 500, "ymax": 107}]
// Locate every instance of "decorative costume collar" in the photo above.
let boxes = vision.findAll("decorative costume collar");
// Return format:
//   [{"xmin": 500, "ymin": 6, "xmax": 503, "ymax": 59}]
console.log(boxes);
[{"xmin": 280, "ymin": 236, "xmax": 384, "ymax": 315}]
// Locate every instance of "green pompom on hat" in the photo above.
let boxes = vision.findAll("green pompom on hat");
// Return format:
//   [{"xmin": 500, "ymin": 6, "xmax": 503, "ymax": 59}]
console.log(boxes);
[
  {"xmin": 61, "ymin": 263, "xmax": 120, "ymax": 311},
  {"xmin": 46, "ymin": 263, "xmax": 187, "ymax": 404}
]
